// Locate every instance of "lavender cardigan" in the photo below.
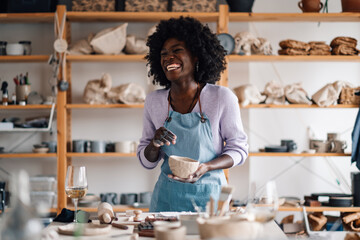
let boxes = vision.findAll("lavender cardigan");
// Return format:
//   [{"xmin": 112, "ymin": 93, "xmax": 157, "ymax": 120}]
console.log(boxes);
[{"xmin": 137, "ymin": 84, "xmax": 249, "ymax": 169}]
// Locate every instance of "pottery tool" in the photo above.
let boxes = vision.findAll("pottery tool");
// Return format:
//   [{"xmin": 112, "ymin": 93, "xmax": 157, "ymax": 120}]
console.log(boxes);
[
  {"xmin": 209, "ymin": 197, "xmax": 214, "ymax": 217},
  {"xmin": 217, "ymin": 185, "xmax": 235, "ymax": 216}
]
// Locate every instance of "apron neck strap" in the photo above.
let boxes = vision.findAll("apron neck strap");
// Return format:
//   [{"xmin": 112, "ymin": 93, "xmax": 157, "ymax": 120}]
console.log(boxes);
[{"xmin": 166, "ymin": 83, "xmax": 205, "ymax": 123}]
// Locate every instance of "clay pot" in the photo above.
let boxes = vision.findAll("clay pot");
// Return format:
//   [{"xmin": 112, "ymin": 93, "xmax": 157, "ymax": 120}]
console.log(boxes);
[
  {"xmin": 298, "ymin": 0, "xmax": 323, "ymax": 12},
  {"xmin": 168, "ymin": 155, "xmax": 199, "ymax": 178},
  {"xmin": 342, "ymin": 0, "xmax": 360, "ymax": 12},
  {"xmin": 197, "ymin": 217, "xmax": 263, "ymax": 240}
]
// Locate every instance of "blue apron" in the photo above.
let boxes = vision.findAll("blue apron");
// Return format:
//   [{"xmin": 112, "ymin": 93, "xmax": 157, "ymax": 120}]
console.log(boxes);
[{"xmin": 149, "ymin": 93, "xmax": 227, "ymax": 212}]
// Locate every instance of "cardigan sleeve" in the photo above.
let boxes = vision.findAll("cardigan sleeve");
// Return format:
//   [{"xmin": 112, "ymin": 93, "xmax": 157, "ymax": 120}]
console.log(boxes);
[{"xmin": 218, "ymin": 87, "xmax": 249, "ymax": 167}]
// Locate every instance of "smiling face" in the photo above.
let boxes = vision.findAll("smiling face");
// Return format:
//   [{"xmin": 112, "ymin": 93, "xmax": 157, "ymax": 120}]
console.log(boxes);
[{"xmin": 160, "ymin": 38, "xmax": 197, "ymax": 84}]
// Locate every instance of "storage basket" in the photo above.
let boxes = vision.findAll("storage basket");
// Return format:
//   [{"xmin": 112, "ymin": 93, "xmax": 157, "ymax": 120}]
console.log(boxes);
[
  {"xmin": 121, "ymin": 0, "xmax": 169, "ymax": 12},
  {"xmin": 30, "ymin": 191, "xmax": 56, "ymax": 208},
  {"xmin": 170, "ymin": 0, "xmax": 218, "ymax": 12},
  {"xmin": 339, "ymin": 87, "xmax": 360, "ymax": 105},
  {"xmin": 72, "ymin": 0, "xmax": 116, "ymax": 11},
  {"xmin": 30, "ymin": 177, "xmax": 56, "ymax": 192}
]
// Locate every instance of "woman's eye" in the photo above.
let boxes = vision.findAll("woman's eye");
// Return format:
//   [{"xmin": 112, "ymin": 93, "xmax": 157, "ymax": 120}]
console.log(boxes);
[
  {"xmin": 160, "ymin": 52, "xmax": 167, "ymax": 56},
  {"xmin": 174, "ymin": 48, "xmax": 183, "ymax": 52}
]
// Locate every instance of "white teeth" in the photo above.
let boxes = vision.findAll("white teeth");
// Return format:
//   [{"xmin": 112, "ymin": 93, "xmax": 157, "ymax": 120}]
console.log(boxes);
[{"xmin": 167, "ymin": 64, "xmax": 180, "ymax": 71}]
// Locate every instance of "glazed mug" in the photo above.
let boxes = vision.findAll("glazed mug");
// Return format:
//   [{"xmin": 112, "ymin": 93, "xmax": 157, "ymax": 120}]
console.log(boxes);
[
  {"xmin": 298, "ymin": 0, "xmax": 324, "ymax": 12},
  {"xmin": 16, "ymin": 85, "xmax": 31, "ymax": 101},
  {"xmin": 115, "ymin": 141, "xmax": 137, "ymax": 153}
]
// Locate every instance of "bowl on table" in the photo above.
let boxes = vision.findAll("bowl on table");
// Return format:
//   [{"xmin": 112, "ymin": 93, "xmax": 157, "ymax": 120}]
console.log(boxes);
[{"xmin": 168, "ymin": 155, "xmax": 199, "ymax": 179}]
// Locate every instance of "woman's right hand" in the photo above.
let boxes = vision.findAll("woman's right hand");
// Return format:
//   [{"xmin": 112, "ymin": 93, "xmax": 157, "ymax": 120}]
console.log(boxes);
[{"xmin": 152, "ymin": 127, "xmax": 177, "ymax": 147}]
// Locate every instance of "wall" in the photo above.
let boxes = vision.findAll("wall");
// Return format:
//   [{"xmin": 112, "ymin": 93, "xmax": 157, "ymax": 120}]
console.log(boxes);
[{"xmin": 0, "ymin": 0, "xmax": 359, "ymax": 208}]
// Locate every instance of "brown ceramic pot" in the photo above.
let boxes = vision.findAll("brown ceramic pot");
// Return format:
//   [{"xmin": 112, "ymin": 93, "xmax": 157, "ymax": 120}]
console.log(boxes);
[
  {"xmin": 342, "ymin": 0, "xmax": 360, "ymax": 12},
  {"xmin": 298, "ymin": 0, "xmax": 324, "ymax": 12}
]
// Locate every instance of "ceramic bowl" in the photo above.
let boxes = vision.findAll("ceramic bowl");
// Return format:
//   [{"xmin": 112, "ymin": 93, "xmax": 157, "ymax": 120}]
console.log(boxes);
[
  {"xmin": 197, "ymin": 217, "xmax": 263, "ymax": 240},
  {"xmin": 168, "ymin": 155, "xmax": 199, "ymax": 178},
  {"xmin": 33, "ymin": 147, "xmax": 49, "ymax": 153}
]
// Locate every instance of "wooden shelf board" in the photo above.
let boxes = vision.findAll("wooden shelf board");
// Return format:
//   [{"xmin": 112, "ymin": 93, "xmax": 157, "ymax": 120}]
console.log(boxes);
[
  {"xmin": 68, "ymin": 204, "xmax": 148, "ymax": 212},
  {"xmin": 229, "ymin": 12, "xmax": 360, "ymax": 22},
  {"xmin": 0, "ymin": 153, "xmax": 57, "ymax": 158},
  {"xmin": 66, "ymin": 103, "xmax": 144, "ymax": 109},
  {"xmin": 0, "ymin": 55, "xmax": 50, "ymax": 63},
  {"xmin": 67, "ymin": 54, "xmax": 146, "ymax": 62},
  {"xmin": 242, "ymin": 104, "xmax": 359, "ymax": 109},
  {"xmin": 66, "ymin": 11, "xmax": 219, "ymax": 22},
  {"xmin": 67, "ymin": 153, "xmax": 136, "ymax": 157},
  {"xmin": 0, "ymin": 104, "xmax": 54, "ymax": 109},
  {"xmin": 279, "ymin": 206, "xmax": 360, "ymax": 212},
  {"xmin": 228, "ymin": 55, "xmax": 360, "ymax": 62},
  {"xmin": 249, "ymin": 152, "xmax": 351, "ymax": 157},
  {"xmin": 0, "ymin": 13, "xmax": 54, "ymax": 23}
]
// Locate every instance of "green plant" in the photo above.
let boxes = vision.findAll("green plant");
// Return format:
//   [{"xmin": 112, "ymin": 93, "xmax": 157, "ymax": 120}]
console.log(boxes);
[{"xmin": 322, "ymin": 0, "xmax": 329, "ymax": 13}]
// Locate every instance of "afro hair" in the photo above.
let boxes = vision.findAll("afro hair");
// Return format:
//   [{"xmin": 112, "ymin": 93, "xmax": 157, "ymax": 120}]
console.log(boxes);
[{"xmin": 145, "ymin": 16, "xmax": 226, "ymax": 89}]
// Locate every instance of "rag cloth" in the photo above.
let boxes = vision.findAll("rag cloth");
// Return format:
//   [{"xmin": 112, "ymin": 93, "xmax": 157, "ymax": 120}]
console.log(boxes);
[
  {"xmin": 53, "ymin": 208, "xmax": 90, "ymax": 223},
  {"xmin": 308, "ymin": 41, "xmax": 331, "ymax": 55},
  {"xmin": 278, "ymin": 39, "xmax": 310, "ymax": 56},
  {"xmin": 330, "ymin": 36, "xmax": 359, "ymax": 55}
]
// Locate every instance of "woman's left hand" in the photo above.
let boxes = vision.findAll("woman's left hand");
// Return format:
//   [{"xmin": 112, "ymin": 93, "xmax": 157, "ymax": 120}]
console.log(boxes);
[{"xmin": 168, "ymin": 163, "xmax": 209, "ymax": 183}]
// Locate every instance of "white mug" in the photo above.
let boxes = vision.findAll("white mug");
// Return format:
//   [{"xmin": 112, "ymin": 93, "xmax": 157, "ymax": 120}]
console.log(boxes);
[
  {"xmin": 6, "ymin": 43, "xmax": 24, "ymax": 56},
  {"xmin": 115, "ymin": 141, "xmax": 137, "ymax": 153}
]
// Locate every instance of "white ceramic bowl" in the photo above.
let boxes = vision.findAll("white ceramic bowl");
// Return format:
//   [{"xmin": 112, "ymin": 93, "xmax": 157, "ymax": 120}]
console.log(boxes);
[
  {"xmin": 6, "ymin": 43, "xmax": 24, "ymax": 55},
  {"xmin": 197, "ymin": 217, "xmax": 263, "ymax": 240},
  {"xmin": 168, "ymin": 155, "xmax": 199, "ymax": 178}
]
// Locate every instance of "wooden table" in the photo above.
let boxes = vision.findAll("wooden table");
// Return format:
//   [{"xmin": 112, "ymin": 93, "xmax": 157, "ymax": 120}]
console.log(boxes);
[{"xmin": 45, "ymin": 220, "xmax": 287, "ymax": 240}]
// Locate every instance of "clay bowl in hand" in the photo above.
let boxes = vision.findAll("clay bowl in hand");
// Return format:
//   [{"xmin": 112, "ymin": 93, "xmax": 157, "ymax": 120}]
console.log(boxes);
[{"xmin": 169, "ymin": 155, "xmax": 199, "ymax": 178}]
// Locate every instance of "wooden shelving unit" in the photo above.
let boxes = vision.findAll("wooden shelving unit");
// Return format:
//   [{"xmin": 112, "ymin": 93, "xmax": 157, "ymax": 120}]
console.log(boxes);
[
  {"xmin": 0, "ymin": 55, "xmax": 49, "ymax": 63},
  {"xmin": 242, "ymin": 104, "xmax": 359, "ymax": 109},
  {"xmin": 0, "ymin": 13, "xmax": 54, "ymax": 23},
  {"xmin": 228, "ymin": 12, "xmax": 360, "ymax": 22},
  {"xmin": 1, "ymin": 6, "xmax": 359, "ymax": 215},
  {"xmin": 67, "ymin": 152, "xmax": 136, "ymax": 157},
  {"xmin": 0, "ymin": 104, "xmax": 54, "ymax": 110},
  {"xmin": 66, "ymin": 11, "xmax": 219, "ymax": 22},
  {"xmin": 249, "ymin": 152, "xmax": 351, "ymax": 157},
  {"xmin": 0, "ymin": 153, "xmax": 57, "ymax": 158},
  {"xmin": 67, "ymin": 54, "xmax": 146, "ymax": 62},
  {"xmin": 66, "ymin": 103, "xmax": 144, "ymax": 109},
  {"xmin": 228, "ymin": 55, "xmax": 360, "ymax": 62}
]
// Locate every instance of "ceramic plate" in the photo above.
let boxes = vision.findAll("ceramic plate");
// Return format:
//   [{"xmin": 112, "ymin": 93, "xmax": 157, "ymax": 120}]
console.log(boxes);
[{"xmin": 217, "ymin": 33, "xmax": 235, "ymax": 55}]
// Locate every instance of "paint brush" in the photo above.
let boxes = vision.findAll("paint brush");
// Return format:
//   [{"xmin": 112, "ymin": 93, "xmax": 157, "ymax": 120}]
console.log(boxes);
[{"xmin": 217, "ymin": 185, "xmax": 235, "ymax": 216}]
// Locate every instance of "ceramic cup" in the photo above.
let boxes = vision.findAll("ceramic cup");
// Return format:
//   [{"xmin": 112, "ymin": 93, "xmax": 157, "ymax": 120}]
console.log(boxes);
[
  {"xmin": 120, "ymin": 193, "xmax": 138, "ymax": 205},
  {"xmin": 6, "ymin": 43, "xmax": 24, "ymax": 55},
  {"xmin": 139, "ymin": 191, "xmax": 152, "ymax": 204},
  {"xmin": 280, "ymin": 139, "xmax": 297, "ymax": 152},
  {"xmin": 179, "ymin": 214, "xmax": 200, "ymax": 235},
  {"xmin": 115, "ymin": 141, "xmax": 137, "ymax": 153},
  {"xmin": 154, "ymin": 222, "xmax": 185, "ymax": 240},
  {"xmin": 90, "ymin": 140, "xmax": 106, "ymax": 153},
  {"xmin": 16, "ymin": 85, "xmax": 31, "ymax": 101},
  {"xmin": 42, "ymin": 141, "xmax": 57, "ymax": 153},
  {"xmin": 72, "ymin": 140, "xmax": 85, "ymax": 153},
  {"xmin": 100, "ymin": 192, "xmax": 118, "ymax": 205}
]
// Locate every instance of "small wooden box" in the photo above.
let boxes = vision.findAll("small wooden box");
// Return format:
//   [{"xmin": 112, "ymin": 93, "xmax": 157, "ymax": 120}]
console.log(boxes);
[{"xmin": 339, "ymin": 87, "xmax": 360, "ymax": 105}]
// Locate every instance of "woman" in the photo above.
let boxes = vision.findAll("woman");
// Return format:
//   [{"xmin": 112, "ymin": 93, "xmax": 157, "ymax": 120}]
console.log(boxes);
[{"xmin": 137, "ymin": 17, "xmax": 248, "ymax": 212}]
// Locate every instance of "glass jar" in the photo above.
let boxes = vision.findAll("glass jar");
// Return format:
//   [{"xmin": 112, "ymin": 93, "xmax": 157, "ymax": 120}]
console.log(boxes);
[
  {"xmin": 18, "ymin": 41, "xmax": 32, "ymax": 55},
  {"xmin": 0, "ymin": 41, "xmax": 7, "ymax": 55}
]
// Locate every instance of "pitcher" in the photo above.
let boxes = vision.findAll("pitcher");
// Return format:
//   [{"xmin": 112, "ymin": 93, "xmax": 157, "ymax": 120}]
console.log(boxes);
[{"xmin": 298, "ymin": 0, "xmax": 324, "ymax": 12}]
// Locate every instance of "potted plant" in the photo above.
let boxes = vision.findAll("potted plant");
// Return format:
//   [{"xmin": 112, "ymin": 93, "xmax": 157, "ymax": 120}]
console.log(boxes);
[{"xmin": 226, "ymin": 0, "xmax": 255, "ymax": 12}]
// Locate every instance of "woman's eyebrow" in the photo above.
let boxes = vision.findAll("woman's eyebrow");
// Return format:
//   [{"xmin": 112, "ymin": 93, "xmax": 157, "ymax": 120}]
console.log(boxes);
[{"xmin": 161, "ymin": 43, "xmax": 184, "ymax": 51}]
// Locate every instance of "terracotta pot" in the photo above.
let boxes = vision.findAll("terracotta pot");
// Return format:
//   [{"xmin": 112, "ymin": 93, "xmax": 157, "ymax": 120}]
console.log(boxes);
[
  {"xmin": 342, "ymin": 0, "xmax": 360, "ymax": 12},
  {"xmin": 298, "ymin": 0, "xmax": 324, "ymax": 12}
]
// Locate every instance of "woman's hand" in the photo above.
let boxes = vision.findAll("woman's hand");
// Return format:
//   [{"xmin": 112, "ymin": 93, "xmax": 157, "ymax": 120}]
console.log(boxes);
[
  {"xmin": 168, "ymin": 163, "xmax": 209, "ymax": 183},
  {"xmin": 152, "ymin": 127, "xmax": 177, "ymax": 147}
]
